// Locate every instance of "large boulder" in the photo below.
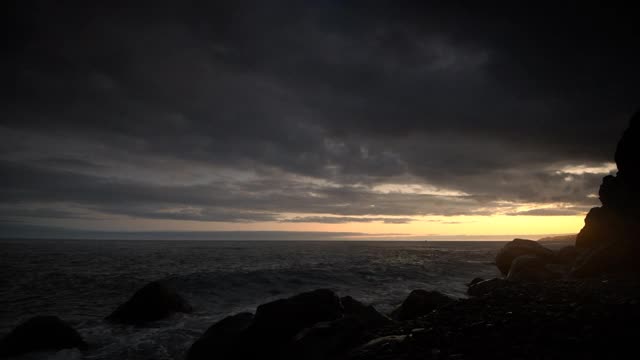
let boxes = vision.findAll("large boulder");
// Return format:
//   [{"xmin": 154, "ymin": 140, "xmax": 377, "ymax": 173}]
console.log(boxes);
[
  {"xmin": 506, "ymin": 255, "xmax": 563, "ymax": 282},
  {"xmin": 495, "ymin": 239, "xmax": 555, "ymax": 275},
  {"xmin": 250, "ymin": 289, "xmax": 343, "ymax": 343},
  {"xmin": 0, "ymin": 316, "xmax": 87, "ymax": 357},
  {"xmin": 106, "ymin": 281, "xmax": 192, "ymax": 325},
  {"xmin": 187, "ymin": 289, "xmax": 343, "ymax": 360},
  {"xmin": 390, "ymin": 290, "xmax": 453, "ymax": 321},
  {"xmin": 186, "ymin": 312, "xmax": 254, "ymax": 360},
  {"xmin": 288, "ymin": 317, "xmax": 366, "ymax": 360},
  {"xmin": 287, "ymin": 296, "xmax": 392, "ymax": 360}
]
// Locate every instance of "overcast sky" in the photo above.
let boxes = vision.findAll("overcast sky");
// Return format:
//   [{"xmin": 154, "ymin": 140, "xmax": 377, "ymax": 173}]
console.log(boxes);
[{"xmin": 2, "ymin": 1, "xmax": 639, "ymax": 239}]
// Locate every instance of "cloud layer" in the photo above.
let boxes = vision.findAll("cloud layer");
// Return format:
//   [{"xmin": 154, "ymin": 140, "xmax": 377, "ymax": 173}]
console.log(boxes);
[{"xmin": 2, "ymin": 1, "xmax": 638, "ymax": 236}]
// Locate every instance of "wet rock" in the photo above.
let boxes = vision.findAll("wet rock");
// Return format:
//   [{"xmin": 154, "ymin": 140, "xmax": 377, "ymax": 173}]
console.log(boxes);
[
  {"xmin": 348, "ymin": 335, "xmax": 407, "ymax": 359},
  {"xmin": 495, "ymin": 239, "xmax": 555, "ymax": 275},
  {"xmin": 106, "ymin": 281, "xmax": 192, "ymax": 325},
  {"xmin": 186, "ymin": 312, "xmax": 254, "ymax": 360},
  {"xmin": 391, "ymin": 290, "xmax": 453, "ymax": 321},
  {"xmin": 0, "ymin": 316, "xmax": 87, "ymax": 357},
  {"xmin": 467, "ymin": 278, "xmax": 509, "ymax": 297},
  {"xmin": 467, "ymin": 277, "xmax": 485, "ymax": 287},
  {"xmin": 506, "ymin": 255, "xmax": 562, "ymax": 282}
]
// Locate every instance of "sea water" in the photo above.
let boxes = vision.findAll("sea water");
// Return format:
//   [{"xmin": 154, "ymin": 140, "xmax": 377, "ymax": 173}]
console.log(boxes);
[{"xmin": 0, "ymin": 239, "xmax": 503, "ymax": 359}]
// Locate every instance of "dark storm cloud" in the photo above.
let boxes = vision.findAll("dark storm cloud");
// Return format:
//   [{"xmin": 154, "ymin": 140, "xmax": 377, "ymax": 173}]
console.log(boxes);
[{"xmin": 2, "ymin": 1, "xmax": 638, "ymax": 229}]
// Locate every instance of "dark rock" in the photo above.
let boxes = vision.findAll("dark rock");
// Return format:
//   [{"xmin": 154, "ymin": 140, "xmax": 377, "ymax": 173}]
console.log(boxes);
[
  {"xmin": 251, "ymin": 289, "xmax": 343, "ymax": 341},
  {"xmin": 467, "ymin": 277, "xmax": 485, "ymax": 287},
  {"xmin": 573, "ymin": 113, "xmax": 640, "ymax": 276},
  {"xmin": 598, "ymin": 175, "xmax": 629, "ymax": 209},
  {"xmin": 281, "ymin": 297, "xmax": 392, "ymax": 360},
  {"xmin": 506, "ymin": 255, "xmax": 562, "ymax": 282},
  {"xmin": 467, "ymin": 278, "xmax": 509, "ymax": 297},
  {"xmin": 288, "ymin": 317, "xmax": 365, "ymax": 360},
  {"xmin": 571, "ymin": 241, "xmax": 639, "ymax": 277},
  {"xmin": 614, "ymin": 111, "xmax": 640, "ymax": 183},
  {"xmin": 187, "ymin": 312, "xmax": 254, "ymax": 360},
  {"xmin": 186, "ymin": 289, "xmax": 343, "ymax": 360},
  {"xmin": 554, "ymin": 245, "xmax": 578, "ymax": 264},
  {"xmin": 348, "ymin": 335, "xmax": 407, "ymax": 359},
  {"xmin": 341, "ymin": 296, "xmax": 393, "ymax": 328},
  {"xmin": 0, "ymin": 316, "xmax": 87, "ymax": 357},
  {"xmin": 106, "ymin": 281, "xmax": 192, "ymax": 325},
  {"xmin": 575, "ymin": 207, "xmax": 623, "ymax": 249},
  {"xmin": 391, "ymin": 290, "xmax": 453, "ymax": 321},
  {"xmin": 495, "ymin": 239, "xmax": 555, "ymax": 275}
]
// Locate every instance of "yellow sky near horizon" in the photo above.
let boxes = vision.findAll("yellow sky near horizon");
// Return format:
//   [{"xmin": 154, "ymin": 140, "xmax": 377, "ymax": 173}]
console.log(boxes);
[
  {"xmin": 39, "ymin": 212, "xmax": 587, "ymax": 240},
  {"xmin": 214, "ymin": 214, "xmax": 586, "ymax": 239}
]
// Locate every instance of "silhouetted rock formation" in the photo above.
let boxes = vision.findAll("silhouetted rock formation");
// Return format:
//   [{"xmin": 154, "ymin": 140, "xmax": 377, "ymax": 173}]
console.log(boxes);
[
  {"xmin": 574, "ymin": 112, "xmax": 640, "ymax": 276},
  {"xmin": 183, "ymin": 276, "xmax": 640, "ymax": 360},
  {"xmin": 0, "ymin": 316, "xmax": 86, "ymax": 357},
  {"xmin": 390, "ymin": 290, "xmax": 453, "ymax": 321},
  {"xmin": 349, "ymin": 277, "xmax": 640, "ymax": 360},
  {"xmin": 495, "ymin": 238, "xmax": 555, "ymax": 275},
  {"xmin": 106, "ymin": 281, "xmax": 192, "ymax": 325}
]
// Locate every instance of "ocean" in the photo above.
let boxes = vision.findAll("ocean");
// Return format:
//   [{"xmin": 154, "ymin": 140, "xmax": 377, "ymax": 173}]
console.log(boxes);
[{"xmin": 0, "ymin": 239, "xmax": 503, "ymax": 359}]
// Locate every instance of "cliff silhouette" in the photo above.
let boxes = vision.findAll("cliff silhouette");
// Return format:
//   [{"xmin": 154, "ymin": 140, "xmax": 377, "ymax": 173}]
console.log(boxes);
[{"xmin": 573, "ymin": 112, "xmax": 640, "ymax": 276}]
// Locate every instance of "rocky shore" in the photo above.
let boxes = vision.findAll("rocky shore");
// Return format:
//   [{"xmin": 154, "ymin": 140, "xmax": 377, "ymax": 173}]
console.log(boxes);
[{"xmin": 2, "ymin": 112, "xmax": 639, "ymax": 359}]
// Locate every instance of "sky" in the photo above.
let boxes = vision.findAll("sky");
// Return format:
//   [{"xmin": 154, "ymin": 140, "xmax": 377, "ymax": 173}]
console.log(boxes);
[{"xmin": 2, "ymin": 1, "xmax": 639, "ymax": 240}]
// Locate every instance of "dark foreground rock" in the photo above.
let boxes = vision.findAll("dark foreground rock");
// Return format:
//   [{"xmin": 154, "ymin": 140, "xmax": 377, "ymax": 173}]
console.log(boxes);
[
  {"xmin": 187, "ymin": 289, "xmax": 346, "ymax": 360},
  {"xmin": 187, "ymin": 276, "xmax": 640, "ymax": 360},
  {"xmin": 506, "ymin": 254, "xmax": 563, "ymax": 282},
  {"xmin": 467, "ymin": 278, "xmax": 509, "ymax": 297},
  {"xmin": 187, "ymin": 312, "xmax": 254, "ymax": 360},
  {"xmin": 554, "ymin": 245, "xmax": 578, "ymax": 264},
  {"xmin": 0, "ymin": 316, "xmax": 86, "ymax": 357},
  {"xmin": 289, "ymin": 296, "xmax": 393, "ymax": 360},
  {"xmin": 106, "ymin": 281, "xmax": 192, "ymax": 325},
  {"xmin": 341, "ymin": 296, "xmax": 393, "ymax": 328},
  {"xmin": 495, "ymin": 238, "xmax": 555, "ymax": 275},
  {"xmin": 391, "ymin": 290, "xmax": 453, "ymax": 321},
  {"xmin": 348, "ymin": 277, "xmax": 640, "ymax": 360}
]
